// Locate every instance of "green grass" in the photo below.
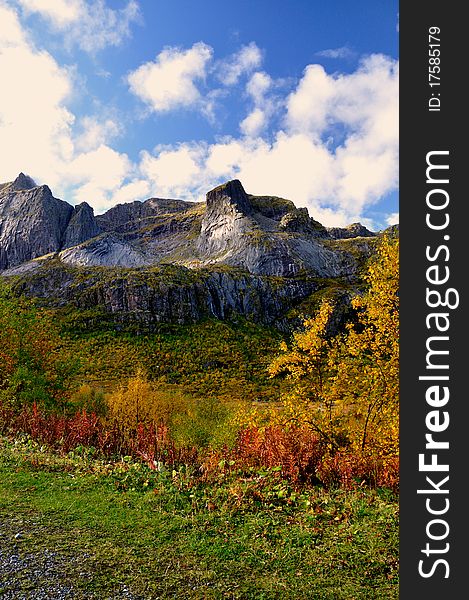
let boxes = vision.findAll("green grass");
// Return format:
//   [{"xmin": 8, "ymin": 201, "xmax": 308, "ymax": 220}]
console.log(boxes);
[{"xmin": 0, "ymin": 437, "xmax": 398, "ymax": 599}]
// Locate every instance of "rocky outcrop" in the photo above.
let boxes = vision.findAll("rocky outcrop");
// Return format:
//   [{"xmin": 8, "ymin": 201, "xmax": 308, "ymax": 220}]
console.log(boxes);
[
  {"xmin": 5, "ymin": 172, "xmax": 37, "ymax": 192},
  {"xmin": 9, "ymin": 260, "xmax": 319, "ymax": 329},
  {"xmin": 197, "ymin": 179, "xmax": 256, "ymax": 257},
  {"xmin": 63, "ymin": 202, "xmax": 101, "ymax": 249},
  {"xmin": 0, "ymin": 175, "xmax": 73, "ymax": 270},
  {"xmin": 196, "ymin": 180, "xmax": 353, "ymax": 277},
  {"xmin": 59, "ymin": 233, "xmax": 152, "ymax": 268},
  {"xmin": 0, "ymin": 173, "xmax": 389, "ymax": 329},
  {"xmin": 0, "ymin": 173, "xmax": 379, "ymax": 276},
  {"xmin": 96, "ymin": 197, "xmax": 192, "ymax": 234},
  {"xmin": 279, "ymin": 208, "xmax": 327, "ymax": 236},
  {"xmin": 326, "ymin": 223, "xmax": 375, "ymax": 239}
]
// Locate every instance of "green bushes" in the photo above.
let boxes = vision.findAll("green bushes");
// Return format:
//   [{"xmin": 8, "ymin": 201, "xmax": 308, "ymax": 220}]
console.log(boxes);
[{"xmin": 0, "ymin": 284, "xmax": 77, "ymax": 410}]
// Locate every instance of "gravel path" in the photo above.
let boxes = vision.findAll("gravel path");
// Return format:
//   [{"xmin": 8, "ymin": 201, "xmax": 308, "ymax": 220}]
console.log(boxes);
[{"xmin": 0, "ymin": 517, "xmax": 141, "ymax": 600}]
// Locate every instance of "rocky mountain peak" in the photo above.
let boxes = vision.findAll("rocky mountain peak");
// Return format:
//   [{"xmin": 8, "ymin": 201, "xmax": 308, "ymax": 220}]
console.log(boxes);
[
  {"xmin": 0, "ymin": 182, "xmax": 73, "ymax": 270},
  {"xmin": 11, "ymin": 172, "xmax": 37, "ymax": 191},
  {"xmin": 198, "ymin": 180, "xmax": 256, "ymax": 259},
  {"xmin": 1, "ymin": 173, "xmax": 382, "ymax": 280},
  {"xmin": 205, "ymin": 179, "xmax": 252, "ymax": 215},
  {"xmin": 62, "ymin": 202, "xmax": 101, "ymax": 249},
  {"xmin": 326, "ymin": 222, "xmax": 375, "ymax": 240}
]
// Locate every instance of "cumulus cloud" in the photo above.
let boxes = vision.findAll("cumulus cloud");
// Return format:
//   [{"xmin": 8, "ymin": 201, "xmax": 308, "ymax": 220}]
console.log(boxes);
[
  {"xmin": 109, "ymin": 179, "xmax": 151, "ymax": 206},
  {"xmin": 1, "ymin": 4, "xmax": 398, "ymax": 227},
  {"xmin": 16, "ymin": 0, "xmax": 140, "ymax": 53},
  {"xmin": 0, "ymin": 3, "xmax": 75, "ymax": 186},
  {"xmin": 127, "ymin": 42, "xmax": 213, "ymax": 113},
  {"xmin": 64, "ymin": 145, "xmax": 131, "ymax": 209},
  {"xmin": 216, "ymin": 42, "xmax": 263, "ymax": 86},
  {"xmin": 286, "ymin": 54, "xmax": 398, "ymax": 142},
  {"xmin": 0, "ymin": 3, "xmax": 134, "ymax": 212},
  {"xmin": 138, "ymin": 54, "xmax": 398, "ymax": 228},
  {"xmin": 283, "ymin": 54, "xmax": 399, "ymax": 221},
  {"xmin": 386, "ymin": 212, "xmax": 399, "ymax": 226},
  {"xmin": 240, "ymin": 71, "xmax": 275, "ymax": 137},
  {"xmin": 240, "ymin": 109, "xmax": 268, "ymax": 138},
  {"xmin": 140, "ymin": 144, "xmax": 208, "ymax": 199},
  {"xmin": 16, "ymin": 0, "xmax": 81, "ymax": 27},
  {"xmin": 74, "ymin": 116, "xmax": 122, "ymax": 153}
]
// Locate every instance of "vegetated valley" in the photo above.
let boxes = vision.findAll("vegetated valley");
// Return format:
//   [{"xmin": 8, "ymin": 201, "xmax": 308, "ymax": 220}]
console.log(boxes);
[{"xmin": 0, "ymin": 173, "xmax": 399, "ymax": 598}]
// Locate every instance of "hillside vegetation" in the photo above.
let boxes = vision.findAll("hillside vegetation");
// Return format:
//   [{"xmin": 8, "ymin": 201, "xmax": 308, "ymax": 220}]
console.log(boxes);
[{"xmin": 0, "ymin": 234, "xmax": 399, "ymax": 597}]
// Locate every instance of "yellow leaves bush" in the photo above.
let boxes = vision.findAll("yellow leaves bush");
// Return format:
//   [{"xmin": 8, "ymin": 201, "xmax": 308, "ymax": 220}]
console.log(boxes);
[
  {"xmin": 106, "ymin": 370, "xmax": 189, "ymax": 430},
  {"xmin": 105, "ymin": 370, "xmax": 238, "ymax": 448},
  {"xmin": 268, "ymin": 235, "xmax": 399, "ymax": 459}
]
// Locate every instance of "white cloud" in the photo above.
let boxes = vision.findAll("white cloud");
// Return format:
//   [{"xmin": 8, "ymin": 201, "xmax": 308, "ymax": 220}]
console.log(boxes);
[
  {"xmin": 16, "ymin": 0, "xmax": 140, "ymax": 53},
  {"xmin": 109, "ymin": 179, "xmax": 151, "ymax": 206},
  {"xmin": 0, "ymin": 1, "xmax": 28, "ymax": 45},
  {"xmin": 286, "ymin": 54, "xmax": 398, "ymax": 143},
  {"xmin": 217, "ymin": 42, "xmax": 263, "ymax": 86},
  {"xmin": 74, "ymin": 116, "xmax": 122, "ymax": 152},
  {"xmin": 240, "ymin": 109, "xmax": 268, "ymax": 137},
  {"xmin": 136, "ymin": 133, "xmax": 336, "ymax": 215},
  {"xmin": 0, "ymin": 3, "xmax": 75, "ymax": 186},
  {"xmin": 316, "ymin": 46, "xmax": 355, "ymax": 60},
  {"xmin": 140, "ymin": 144, "xmax": 207, "ymax": 198},
  {"xmin": 246, "ymin": 71, "xmax": 272, "ymax": 102},
  {"xmin": 128, "ymin": 42, "xmax": 213, "ymax": 113},
  {"xmin": 285, "ymin": 64, "xmax": 336, "ymax": 136},
  {"xmin": 239, "ymin": 71, "xmax": 285, "ymax": 138},
  {"xmin": 240, "ymin": 71, "xmax": 278, "ymax": 137},
  {"xmin": 64, "ymin": 145, "xmax": 131, "ymax": 211},
  {"xmin": 16, "ymin": 0, "xmax": 81, "ymax": 27},
  {"xmin": 205, "ymin": 140, "xmax": 244, "ymax": 177},
  {"xmin": 0, "ymin": 4, "xmax": 133, "ymax": 212},
  {"xmin": 282, "ymin": 54, "xmax": 399, "ymax": 221},
  {"xmin": 386, "ymin": 212, "xmax": 399, "ymax": 226},
  {"xmin": 137, "ymin": 52, "xmax": 398, "ymax": 228},
  {"xmin": 0, "ymin": 6, "xmax": 398, "ymax": 227}
]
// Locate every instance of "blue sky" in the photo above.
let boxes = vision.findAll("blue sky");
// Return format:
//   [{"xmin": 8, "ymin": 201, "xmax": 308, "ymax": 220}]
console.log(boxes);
[{"xmin": 0, "ymin": 0, "xmax": 398, "ymax": 229}]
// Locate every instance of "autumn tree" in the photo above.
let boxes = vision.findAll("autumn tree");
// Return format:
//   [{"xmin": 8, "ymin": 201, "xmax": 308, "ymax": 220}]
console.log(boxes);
[
  {"xmin": 269, "ymin": 234, "xmax": 399, "ymax": 457},
  {"xmin": 268, "ymin": 300, "xmax": 339, "ymax": 447}
]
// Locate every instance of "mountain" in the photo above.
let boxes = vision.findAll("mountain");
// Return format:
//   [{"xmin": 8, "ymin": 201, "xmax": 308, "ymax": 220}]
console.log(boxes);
[
  {"xmin": 0, "ymin": 173, "xmax": 388, "ymax": 329},
  {"xmin": 0, "ymin": 173, "xmax": 73, "ymax": 270}
]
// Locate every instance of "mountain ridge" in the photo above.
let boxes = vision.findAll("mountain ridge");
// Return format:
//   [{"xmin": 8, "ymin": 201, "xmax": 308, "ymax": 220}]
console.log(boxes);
[
  {"xmin": 0, "ymin": 173, "xmax": 395, "ymax": 329},
  {"xmin": 0, "ymin": 174, "xmax": 380, "ymax": 273}
]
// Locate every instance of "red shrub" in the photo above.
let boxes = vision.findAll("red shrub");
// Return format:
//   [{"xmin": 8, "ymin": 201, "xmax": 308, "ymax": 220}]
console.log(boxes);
[
  {"xmin": 317, "ymin": 451, "xmax": 399, "ymax": 492},
  {"xmin": 0, "ymin": 401, "xmax": 399, "ymax": 492},
  {"xmin": 230, "ymin": 426, "xmax": 326, "ymax": 485}
]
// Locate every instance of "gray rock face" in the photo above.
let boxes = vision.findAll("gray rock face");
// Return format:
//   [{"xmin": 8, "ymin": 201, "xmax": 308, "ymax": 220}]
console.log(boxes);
[
  {"xmin": 7, "ymin": 172, "xmax": 37, "ymax": 192},
  {"xmin": 197, "ymin": 180, "xmax": 352, "ymax": 277},
  {"xmin": 326, "ymin": 223, "xmax": 375, "ymax": 239},
  {"xmin": 62, "ymin": 202, "xmax": 101, "ymax": 249},
  {"xmin": 197, "ymin": 180, "xmax": 257, "ymax": 258},
  {"xmin": 0, "ymin": 179, "xmax": 73, "ymax": 270},
  {"xmin": 0, "ymin": 173, "xmax": 386, "ymax": 329},
  {"xmin": 96, "ymin": 197, "xmax": 191, "ymax": 234},
  {"xmin": 10, "ymin": 260, "xmax": 319, "ymax": 329},
  {"xmin": 59, "ymin": 233, "xmax": 152, "ymax": 268},
  {"xmin": 279, "ymin": 208, "xmax": 327, "ymax": 236},
  {"xmin": 0, "ymin": 173, "xmax": 377, "ymax": 277}
]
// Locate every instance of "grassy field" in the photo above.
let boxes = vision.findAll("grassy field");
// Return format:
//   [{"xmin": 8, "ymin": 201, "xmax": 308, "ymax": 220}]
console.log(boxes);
[{"xmin": 0, "ymin": 437, "xmax": 398, "ymax": 599}]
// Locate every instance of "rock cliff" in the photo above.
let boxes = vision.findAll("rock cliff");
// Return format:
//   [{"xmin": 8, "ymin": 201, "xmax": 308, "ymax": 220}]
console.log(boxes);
[
  {"xmin": 0, "ymin": 173, "xmax": 393, "ymax": 329},
  {"xmin": 0, "ymin": 174, "xmax": 73, "ymax": 270}
]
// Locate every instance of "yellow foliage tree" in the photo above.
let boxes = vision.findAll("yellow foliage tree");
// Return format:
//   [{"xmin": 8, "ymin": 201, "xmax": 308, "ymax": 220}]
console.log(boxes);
[
  {"xmin": 268, "ymin": 301, "xmax": 339, "ymax": 447},
  {"xmin": 106, "ymin": 370, "xmax": 188, "ymax": 432},
  {"xmin": 269, "ymin": 234, "xmax": 399, "ymax": 457},
  {"xmin": 105, "ymin": 371, "xmax": 236, "ymax": 448}
]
